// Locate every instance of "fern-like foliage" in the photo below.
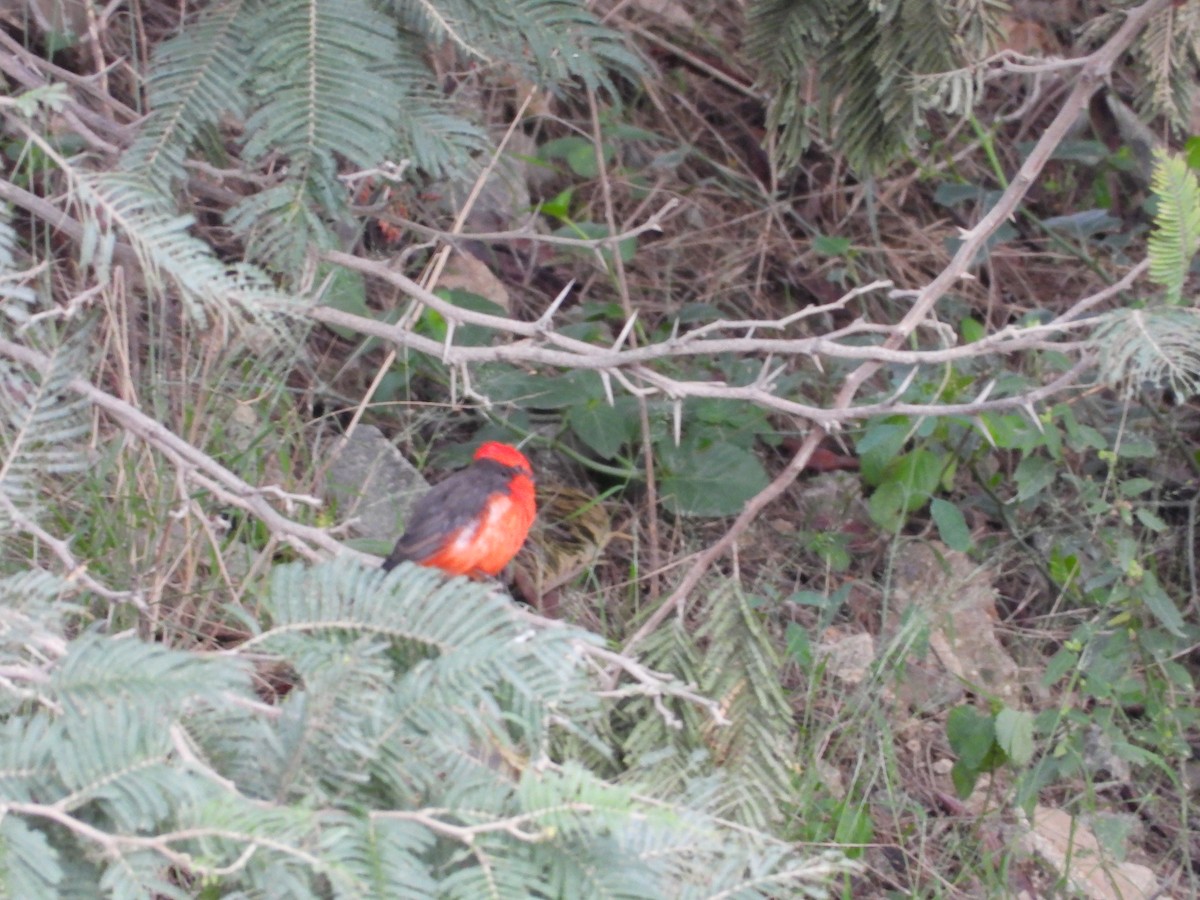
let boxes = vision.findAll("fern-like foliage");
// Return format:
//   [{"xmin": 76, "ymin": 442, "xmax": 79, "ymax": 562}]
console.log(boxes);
[
  {"xmin": 612, "ymin": 580, "xmax": 799, "ymax": 833},
  {"xmin": 121, "ymin": 0, "xmax": 640, "ymax": 275},
  {"xmin": 391, "ymin": 0, "xmax": 644, "ymax": 94},
  {"xmin": 0, "ymin": 207, "xmax": 36, "ymax": 318},
  {"xmin": 1133, "ymin": 2, "xmax": 1200, "ymax": 132},
  {"xmin": 0, "ymin": 561, "xmax": 849, "ymax": 897},
  {"xmin": 0, "ymin": 326, "xmax": 92, "ymax": 533},
  {"xmin": 70, "ymin": 171, "xmax": 291, "ymax": 324},
  {"xmin": 746, "ymin": 0, "xmax": 1007, "ymax": 173},
  {"xmin": 1094, "ymin": 307, "xmax": 1200, "ymax": 399},
  {"xmin": 1147, "ymin": 149, "xmax": 1200, "ymax": 304},
  {"xmin": 120, "ymin": 0, "xmax": 250, "ymax": 191},
  {"xmin": 1094, "ymin": 149, "xmax": 1200, "ymax": 397}
]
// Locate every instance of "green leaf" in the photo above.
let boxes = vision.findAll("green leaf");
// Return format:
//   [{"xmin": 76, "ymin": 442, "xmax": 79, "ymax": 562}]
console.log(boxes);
[
  {"xmin": 541, "ymin": 186, "xmax": 574, "ymax": 221},
  {"xmin": 316, "ymin": 265, "xmax": 371, "ymax": 339},
  {"xmin": 1041, "ymin": 647, "xmax": 1078, "ymax": 686},
  {"xmin": 1186, "ymin": 136, "xmax": 1200, "ymax": 170},
  {"xmin": 950, "ymin": 758, "xmax": 980, "ymax": 799},
  {"xmin": 551, "ymin": 222, "xmax": 637, "ymax": 264},
  {"xmin": 1134, "ymin": 508, "xmax": 1168, "ymax": 533},
  {"xmin": 960, "ymin": 317, "xmax": 985, "ymax": 343},
  {"xmin": 1014, "ymin": 455, "xmax": 1057, "ymax": 501},
  {"xmin": 867, "ymin": 481, "xmax": 905, "ymax": 532},
  {"xmin": 480, "ymin": 369, "xmax": 599, "ymax": 409},
  {"xmin": 785, "ymin": 622, "xmax": 812, "ymax": 667},
  {"xmin": 856, "ymin": 419, "xmax": 910, "ymax": 485},
  {"xmin": 567, "ymin": 395, "xmax": 639, "ymax": 459},
  {"xmin": 931, "ymin": 498, "xmax": 972, "ymax": 551},
  {"xmin": 832, "ymin": 802, "xmax": 873, "ymax": 857},
  {"xmin": 418, "ymin": 289, "xmax": 507, "ymax": 347},
  {"xmin": 946, "ymin": 706, "xmax": 995, "ymax": 770},
  {"xmin": 684, "ymin": 397, "xmax": 772, "ymax": 448},
  {"xmin": 659, "ymin": 441, "xmax": 769, "ymax": 517},
  {"xmin": 1117, "ymin": 477, "xmax": 1156, "ymax": 497},
  {"xmin": 812, "ymin": 234, "xmax": 851, "ymax": 256},
  {"xmin": 994, "ymin": 708, "xmax": 1035, "ymax": 766},
  {"xmin": 1137, "ymin": 571, "xmax": 1187, "ymax": 638},
  {"xmin": 867, "ymin": 449, "xmax": 941, "ymax": 529}
]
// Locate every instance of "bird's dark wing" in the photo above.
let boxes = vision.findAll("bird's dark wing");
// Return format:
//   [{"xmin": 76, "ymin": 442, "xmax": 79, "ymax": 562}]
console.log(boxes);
[{"xmin": 381, "ymin": 459, "xmax": 518, "ymax": 571}]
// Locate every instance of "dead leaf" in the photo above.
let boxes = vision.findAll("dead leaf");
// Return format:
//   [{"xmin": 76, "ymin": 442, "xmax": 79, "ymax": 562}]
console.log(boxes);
[{"xmin": 438, "ymin": 250, "xmax": 510, "ymax": 311}]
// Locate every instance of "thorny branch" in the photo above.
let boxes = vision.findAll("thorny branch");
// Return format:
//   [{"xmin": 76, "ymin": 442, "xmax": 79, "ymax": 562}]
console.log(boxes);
[{"xmin": 616, "ymin": 0, "xmax": 1170, "ymax": 658}]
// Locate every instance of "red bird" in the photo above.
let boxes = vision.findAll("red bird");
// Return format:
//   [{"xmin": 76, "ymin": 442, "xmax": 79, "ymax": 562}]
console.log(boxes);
[{"xmin": 381, "ymin": 441, "xmax": 536, "ymax": 578}]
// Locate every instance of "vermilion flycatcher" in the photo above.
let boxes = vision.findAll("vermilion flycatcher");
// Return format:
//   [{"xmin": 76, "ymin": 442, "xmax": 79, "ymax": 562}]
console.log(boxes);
[{"xmin": 381, "ymin": 441, "xmax": 536, "ymax": 578}]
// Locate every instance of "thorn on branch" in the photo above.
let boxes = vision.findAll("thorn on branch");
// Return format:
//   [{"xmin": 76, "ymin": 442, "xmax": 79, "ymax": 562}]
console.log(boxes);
[
  {"xmin": 599, "ymin": 371, "xmax": 614, "ymax": 406},
  {"xmin": 612, "ymin": 311, "xmax": 638, "ymax": 353},
  {"xmin": 535, "ymin": 280, "xmax": 574, "ymax": 332}
]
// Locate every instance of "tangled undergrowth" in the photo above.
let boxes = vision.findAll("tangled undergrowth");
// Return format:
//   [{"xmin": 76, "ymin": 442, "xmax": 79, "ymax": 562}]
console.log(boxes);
[{"xmin": 2, "ymin": 0, "xmax": 1198, "ymax": 896}]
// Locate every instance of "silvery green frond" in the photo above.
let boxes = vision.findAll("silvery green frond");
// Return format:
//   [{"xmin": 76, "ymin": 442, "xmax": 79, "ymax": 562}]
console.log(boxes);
[
  {"xmin": 391, "ymin": 0, "xmax": 645, "ymax": 93},
  {"xmin": 1, "ymin": 559, "xmax": 848, "ymax": 896},
  {"xmin": 613, "ymin": 580, "xmax": 798, "ymax": 833},
  {"xmin": 63, "ymin": 170, "xmax": 295, "ymax": 325},
  {"xmin": 694, "ymin": 581, "xmax": 797, "ymax": 830},
  {"xmin": 0, "ymin": 713, "xmax": 58, "ymax": 802},
  {"xmin": 54, "ymin": 704, "xmax": 199, "ymax": 832},
  {"xmin": 51, "ymin": 632, "xmax": 251, "ymax": 713},
  {"xmin": 120, "ymin": 0, "xmax": 251, "ymax": 189},
  {"xmin": 0, "ymin": 327, "xmax": 92, "ymax": 532},
  {"xmin": 0, "ymin": 572, "xmax": 73, "ymax": 716},
  {"xmin": 240, "ymin": 0, "xmax": 407, "ymax": 169},
  {"xmin": 747, "ymin": 0, "xmax": 1006, "ymax": 173},
  {"xmin": 0, "ymin": 206, "xmax": 36, "ymax": 318},
  {"xmin": 0, "ymin": 816, "xmax": 63, "ymax": 900},
  {"xmin": 1147, "ymin": 149, "xmax": 1200, "ymax": 304},
  {"xmin": 225, "ymin": 174, "xmax": 341, "ymax": 274},
  {"xmin": 1094, "ymin": 307, "xmax": 1200, "ymax": 398},
  {"xmin": 317, "ymin": 813, "xmax": 438, "ymax": 898},
  {"xmin": 1134, "ymin": 2, "xmax": 1200, "ymax": 131}
]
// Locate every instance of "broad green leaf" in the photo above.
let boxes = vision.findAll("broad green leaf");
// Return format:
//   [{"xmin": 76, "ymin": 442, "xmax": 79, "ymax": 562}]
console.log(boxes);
[
  {"xmin": 994, "ymin": 708, "xmax": 1035, "ymax": 766},
  {"xmin": 1041, "ymin": 647, "xmax": 1077, "ymax": 687},
  {"xmin": 931, "ymin": 498, "xmax": 971, "ymax": 551},
  {"xmin": 1117, "ymin": 477, "xmax": 1156, "ymax": 497},
  {"xmin": 1137, "ymin": 571, "xmax": 1187, "ymax": 638},
  {"xmin": 946, "ymin": 706, "xmax": 995, "ymax": 770},
  {"xmin": 567, "ymin": 395, "xmax": 638, "ymax": 459},
  {"xmin": 960, "ymin": 317, "xmax": 985, "ymax": 343},
  {"xmin": 541, "ymin": 186, "xmax": 574, "ymax": 220},
  {"xmin": 785, "ymin": 622, "xmax": 811, "ymax": 667},
  {"xmin": 419, "ymin": 289, "xmax": 506, "ymax": 347},
  {"xmin": 1134, "ymin": 508, "xmax": 1168, "ymax": 533},
  {"xmin": 480, "ymin": 369, "xmax": 598, "ymax": 409},
  {"xmin": 659, "ymin": 441, "xmax": 769, "ymax": 517},
  {"xmin": 867, "ymin": 481, "xmax": 905, "ymax": 532},
  {"xmin": 856, "ymin": 419, "xmax": 910, "ymax": 485},
  {"xmin": 950, "ymin": 758, "xmax": 980, "ymax": 799},
  {"xmin": 1014, "ymin": 455, "xmax": 1056, "ymax": 501}
]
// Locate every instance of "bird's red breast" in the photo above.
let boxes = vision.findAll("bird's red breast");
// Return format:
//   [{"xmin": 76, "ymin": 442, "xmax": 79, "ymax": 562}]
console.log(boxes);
[{"xmin": 381, "ymin": 441, "xmax": 536, "ymax": 578}]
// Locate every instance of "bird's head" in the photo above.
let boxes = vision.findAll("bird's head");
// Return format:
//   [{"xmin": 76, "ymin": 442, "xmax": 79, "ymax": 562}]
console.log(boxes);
[{"xmin": 474, "ymin": 441, "xmax": 533, "ymax": 477}]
